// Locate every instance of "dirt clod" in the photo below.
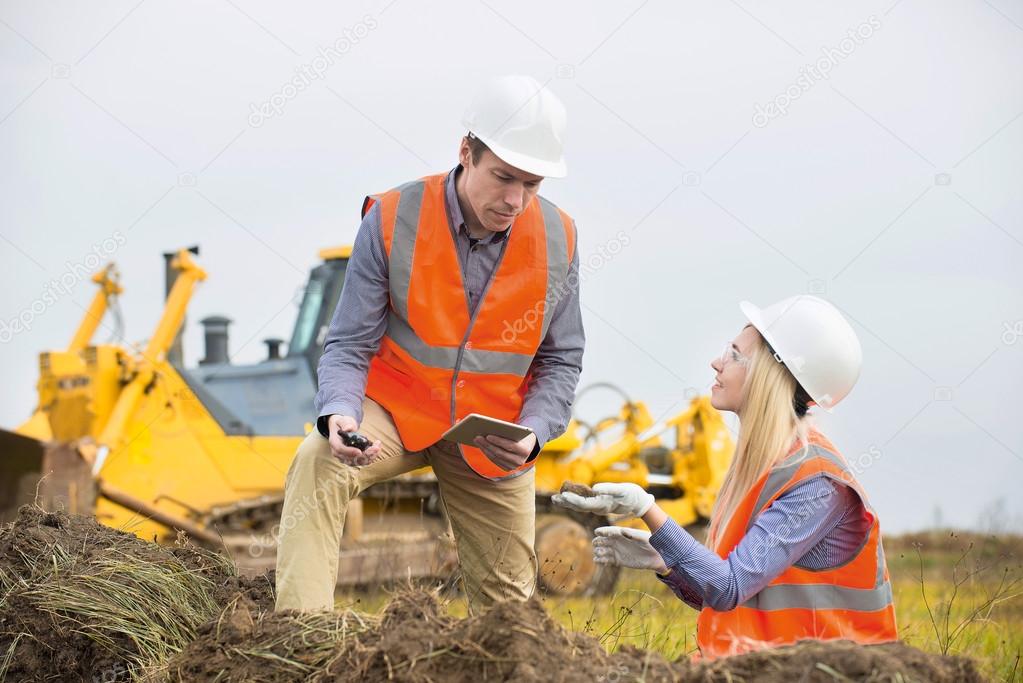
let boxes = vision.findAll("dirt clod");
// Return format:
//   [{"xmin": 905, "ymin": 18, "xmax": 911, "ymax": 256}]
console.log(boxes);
[
  {"xmin": 0, "ymin": 505, "xmax": 273, "ymax": 682},
  {"xmin": 560, "ymin": 481, "xmax": 598, "ymax": 498}
]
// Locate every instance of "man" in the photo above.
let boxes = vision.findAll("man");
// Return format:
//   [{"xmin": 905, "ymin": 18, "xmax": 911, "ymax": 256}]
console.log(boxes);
[{"xmin": 275, "ymin": 75, "xmax": 584, "ymax": 613}]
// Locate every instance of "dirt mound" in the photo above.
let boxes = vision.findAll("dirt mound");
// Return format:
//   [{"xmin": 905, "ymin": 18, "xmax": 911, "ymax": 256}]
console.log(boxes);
[
  {"xmin": 159, "ymin": 590, "xmax": 986, "ymax": 683},
  {"xmin": 153, "ymin": 601, "xmax": 372, "ymax": 682},
  {"xmin": 0, "ymin": 506, "xmax": 988, "ymax": 682},
  {"xmin": 332, "ymin": 591, "xmax": 658, "ymax": 682},
  {"xmin": 159, "ymin": 590, "xmax": 662, "ymax": 683},
  {"xmin": 696, "ymin": 639, "xmax": 984, "ymax": 682},
  {"xmin": 0, "ymin": 505, "xmax": 274, "ymax": 682}
]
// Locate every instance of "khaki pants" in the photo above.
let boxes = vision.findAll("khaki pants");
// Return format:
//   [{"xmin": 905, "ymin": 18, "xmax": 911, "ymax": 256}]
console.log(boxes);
[{"xmin": 274, "ymin": 397, "xmax": 537, "ymax": 614}]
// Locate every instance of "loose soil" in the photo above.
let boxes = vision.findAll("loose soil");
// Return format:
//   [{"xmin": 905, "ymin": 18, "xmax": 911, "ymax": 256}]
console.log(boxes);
[
  {"xmin": 0, "ymin": 505, "xmax": 273, "ymax": 682},
  {"xmin": 162, "ymin": 591, "xmax": 985, "ymax": 682},
  {"xmin": 0, "ymin": 506, "xmax": 988, "ymax": 682}
]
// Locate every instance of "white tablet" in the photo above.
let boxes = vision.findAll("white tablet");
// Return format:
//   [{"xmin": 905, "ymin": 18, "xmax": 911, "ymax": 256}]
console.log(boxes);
[{"xmin": 441, "ymin": 413, "xmax": 534, "ymax": 446}]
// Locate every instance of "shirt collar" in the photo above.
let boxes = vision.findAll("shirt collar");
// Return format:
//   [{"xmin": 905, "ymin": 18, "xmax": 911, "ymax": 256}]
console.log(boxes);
[{"xmin": 446, "ymin": 167, "xmax": 511, "ymax": 243}]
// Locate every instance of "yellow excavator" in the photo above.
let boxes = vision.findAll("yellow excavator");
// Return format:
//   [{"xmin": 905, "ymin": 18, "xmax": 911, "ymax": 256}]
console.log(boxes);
[{"xmin": 0, "ymin": 246, "xmax": 733, "ymax": 596}]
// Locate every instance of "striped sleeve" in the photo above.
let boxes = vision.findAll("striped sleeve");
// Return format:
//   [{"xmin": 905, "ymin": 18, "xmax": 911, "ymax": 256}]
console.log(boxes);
[
  {"xmin": 656, "ymin": 569, "xmax": 704, "ymax": 611},
  {"xmin": 648, "ymin": 475, "xmax": 861, "ymax": 611}
]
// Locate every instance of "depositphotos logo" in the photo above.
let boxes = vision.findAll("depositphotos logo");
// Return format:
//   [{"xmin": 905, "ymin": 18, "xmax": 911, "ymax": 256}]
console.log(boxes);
[{"xmin": 248, "ymin": 15, "xmax": 379, "ymax": 128}]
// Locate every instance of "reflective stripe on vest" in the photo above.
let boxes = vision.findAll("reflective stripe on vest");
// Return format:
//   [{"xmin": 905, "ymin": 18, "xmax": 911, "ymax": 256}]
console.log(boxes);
[
  {"xmin": 386, "ymin": 311, "xmax": 536, "ymax": 375},
  {"xmin": 387, "ymin": 179, "xmax": 425, "ymax": 322},
  {"xmin": 740, "ymin": 541, "xmax": 894, "ymax": 612},
  {"xmin": 742, "ymin": 583, "xmax": 894, "ymax": 612},
  {"xmin": 537, "ymin": 198, "xmax": 571, "ymax": 342}
]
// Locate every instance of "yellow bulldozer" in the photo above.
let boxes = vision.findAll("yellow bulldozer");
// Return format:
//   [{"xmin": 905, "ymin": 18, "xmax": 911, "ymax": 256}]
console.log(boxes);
[{"xmin": 0, "ymin": 246, "xmax": 733, "ymax": 596}]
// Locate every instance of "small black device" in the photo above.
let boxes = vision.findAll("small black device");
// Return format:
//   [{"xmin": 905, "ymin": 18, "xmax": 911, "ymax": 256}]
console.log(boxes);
[{"xmin": 337, "ymin": 430, "xmax": 372, "ymax": 452}]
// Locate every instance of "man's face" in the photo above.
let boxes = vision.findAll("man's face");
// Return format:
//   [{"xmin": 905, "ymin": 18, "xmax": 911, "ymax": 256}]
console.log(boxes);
[{"xmin": 458, "ymin": 138, "xmax": 544, "ymax": 232}]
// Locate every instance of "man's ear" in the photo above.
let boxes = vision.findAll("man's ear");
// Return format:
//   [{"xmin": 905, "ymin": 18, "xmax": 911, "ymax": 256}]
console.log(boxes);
[{"xmin": 458, "ymin": 137, "xmax": 472, "ymax": 168}]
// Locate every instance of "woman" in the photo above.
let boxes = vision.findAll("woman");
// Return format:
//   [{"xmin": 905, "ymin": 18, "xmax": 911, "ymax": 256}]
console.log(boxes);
[{"xmin": 553, "ymin": 295, "xmax": 898, "ymax": 658}]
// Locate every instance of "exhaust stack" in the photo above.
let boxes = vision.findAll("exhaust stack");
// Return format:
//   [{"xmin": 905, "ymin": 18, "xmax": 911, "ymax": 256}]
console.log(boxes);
[
  {"xmin": 199, "ymin": 315, "xmax": 231, "ymax": 366},
  {"xmin": 263, "ymin": 337, "xmax": 284, "ymax": 361},
  {"xmin": 163, "ymin": 246, "xmax": 199, "ymax": 365}
]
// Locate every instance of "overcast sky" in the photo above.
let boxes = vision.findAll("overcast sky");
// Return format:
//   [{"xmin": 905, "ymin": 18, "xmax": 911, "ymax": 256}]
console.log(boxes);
[{"xmin": 2, "ymin": 0, "xmax": 1021, "ymax": 533}]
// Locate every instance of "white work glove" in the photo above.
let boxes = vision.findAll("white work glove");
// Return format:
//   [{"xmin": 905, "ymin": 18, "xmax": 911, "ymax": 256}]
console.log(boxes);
[
  {"xmin": 592, "ymin": 526, "xmax": 668, "ymax": 573},
  {"xmin": 551, "ymin": 482, "xmax": 655, "ymax": 521}
]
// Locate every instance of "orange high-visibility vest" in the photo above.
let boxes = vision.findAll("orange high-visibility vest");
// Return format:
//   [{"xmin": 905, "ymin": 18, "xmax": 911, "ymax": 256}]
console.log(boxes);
[
  {"xmin": 696, "ymin": 430, "xmax": 898, "ymax": 658},
  {"xmin": 361, "ymin": 173, "xmax": 575, "ymax": 480}
]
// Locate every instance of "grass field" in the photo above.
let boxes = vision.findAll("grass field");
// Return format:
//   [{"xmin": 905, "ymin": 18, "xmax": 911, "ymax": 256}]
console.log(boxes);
[{"xmin": 337, "ymin": 530, "xmax": 1023, "ymax": 682}]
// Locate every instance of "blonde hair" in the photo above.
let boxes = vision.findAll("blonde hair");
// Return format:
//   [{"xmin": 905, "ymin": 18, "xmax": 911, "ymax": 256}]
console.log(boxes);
[{"xmin": 706, "ymin": 330, "xmax": 811, "ymax": 549}]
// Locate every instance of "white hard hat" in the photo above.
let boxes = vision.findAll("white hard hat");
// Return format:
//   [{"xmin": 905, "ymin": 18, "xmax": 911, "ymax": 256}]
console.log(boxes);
[
  {"xmin": 739, "ymin": 295, "xmax": 862, "ymax": 412},
  {"xmin": 462, "ymin": 75, "xmax": 567, "ymax": 178}
]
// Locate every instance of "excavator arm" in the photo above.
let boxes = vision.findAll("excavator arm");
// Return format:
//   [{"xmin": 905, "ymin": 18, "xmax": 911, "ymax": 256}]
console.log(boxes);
[{"xmin": 0, "ymin": 249, "xmax": 206, "ymax": 525}]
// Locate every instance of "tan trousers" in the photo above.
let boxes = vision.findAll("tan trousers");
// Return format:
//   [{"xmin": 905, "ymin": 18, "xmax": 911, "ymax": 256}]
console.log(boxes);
[{"xmin": 274, "ymin": 397, "xmax": 537, "ymax": 614}]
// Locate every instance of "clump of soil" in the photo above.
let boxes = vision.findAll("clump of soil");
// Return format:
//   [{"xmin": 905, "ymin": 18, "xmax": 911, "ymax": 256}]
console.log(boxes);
[
  {"xmin": 155, "ymin": 600, "xmax": 374, "ymax": 682},
  {"xmin": 696, "ymin": 638, "xmax": 984, "ymax": 682},
  {"xmin": 169, "ymin": 545, "xmax": 275, "ymax": 610},
  {"xmin": 559, "ymin": 481, "xmax": 597, "ymax": 498},
  {"xmin": 0, "ymin": 505, "xmax": 273, "ymax": 682},
  {"xmin": 160, "ymin": 589, "xmax": 662, "ymax": 683},
  {"xmin": 159, "ymin": 589, "xmax": 986, "ymax": 683},
  {"xmin": 332, "ymin": 591, "xmax": 661, "ymax": 682}
]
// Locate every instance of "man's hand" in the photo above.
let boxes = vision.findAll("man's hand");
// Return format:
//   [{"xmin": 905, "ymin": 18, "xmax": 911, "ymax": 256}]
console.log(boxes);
[
  {"xmin": 592, "ymin": 526, "xmax": 668, "ymax": 573},
  {"xmin": 473, "ymin": 432, "xmax": 537, "ymax": 472},
  {"xmin": 327, "ymin": 414, "xmax": 382, "ymax": 466},
  {"xmin": 551, "ymin": 482, "xmax": 655, "ymax": 521}
]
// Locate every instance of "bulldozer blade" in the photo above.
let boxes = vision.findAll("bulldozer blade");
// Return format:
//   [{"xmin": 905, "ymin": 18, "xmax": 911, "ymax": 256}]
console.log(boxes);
[{"xmin": 0, "ymin": 430, "xmax": 95, "ymax": 524}]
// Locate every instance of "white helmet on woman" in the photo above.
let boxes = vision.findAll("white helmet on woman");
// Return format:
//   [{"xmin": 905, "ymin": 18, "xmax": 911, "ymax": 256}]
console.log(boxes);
[{"xmin": 740, "ymin": 295, "xmax": 862, "ymax": 412}]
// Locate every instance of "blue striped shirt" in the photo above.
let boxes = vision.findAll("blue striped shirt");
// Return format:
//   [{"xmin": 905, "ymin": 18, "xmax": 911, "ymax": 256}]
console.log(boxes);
[{"xmin": 649, "ymin": 474, "xmax": 870, "ymax": 611}]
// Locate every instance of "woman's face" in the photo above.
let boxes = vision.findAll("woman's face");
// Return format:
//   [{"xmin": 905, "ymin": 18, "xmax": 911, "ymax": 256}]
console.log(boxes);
[{"xmin": 710, "ymin": 325, "xmax": 759, "ymax": 413}]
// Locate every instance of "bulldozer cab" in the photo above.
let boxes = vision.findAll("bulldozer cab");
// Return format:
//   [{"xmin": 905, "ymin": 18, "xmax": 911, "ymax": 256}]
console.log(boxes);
[
  {"xmin": 172, "ymin": 246, "xmax": 354, "ymax": 437},
  {"xmin": 286, "ymin": 246, "xmax": 352, "ymax": 380}
]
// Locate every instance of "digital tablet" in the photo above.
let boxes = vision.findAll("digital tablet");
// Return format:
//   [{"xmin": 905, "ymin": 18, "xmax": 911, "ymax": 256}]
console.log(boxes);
[{"xmin": 441, "ymin": 413, "xmax": 534, "ymax": 446}]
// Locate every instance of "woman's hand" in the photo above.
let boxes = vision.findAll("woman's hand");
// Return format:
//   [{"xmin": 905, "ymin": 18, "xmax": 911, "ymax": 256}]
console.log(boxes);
[
  {"xmin": 593, "ymin": 526, "xmax": 668, "ymax": 573},
  {"xmin": 552, "ymin": 482, "xmax": 655, "ymax": 520}
]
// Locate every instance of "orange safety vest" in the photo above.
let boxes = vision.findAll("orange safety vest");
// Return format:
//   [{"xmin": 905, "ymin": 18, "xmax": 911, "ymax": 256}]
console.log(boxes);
[
  {"xmin": 696, "ymin": 430, "xmax": 898, "ymax": 658},
  {"xmin": 360, "ymin": 173, "xmax": 575, "ymax": 480}
]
